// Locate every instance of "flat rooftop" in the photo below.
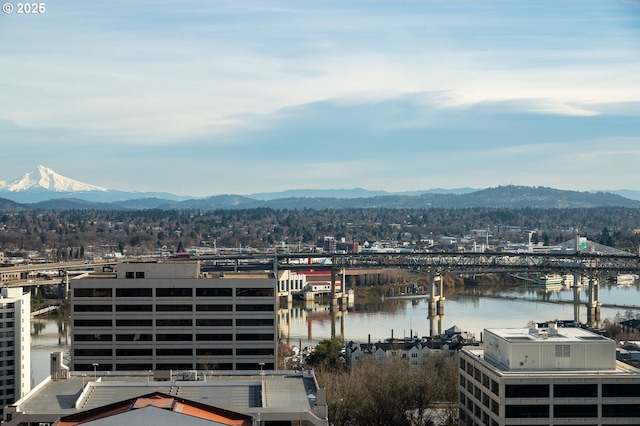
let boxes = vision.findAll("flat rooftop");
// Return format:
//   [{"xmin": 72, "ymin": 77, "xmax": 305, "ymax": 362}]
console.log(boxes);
[
  {"xmin": 488, "ymin": 326, "xmax": 609, "ymax": 343},
  {"xmin": 14, "ymin": 370, "xmax": 319, "ymax": 417}
]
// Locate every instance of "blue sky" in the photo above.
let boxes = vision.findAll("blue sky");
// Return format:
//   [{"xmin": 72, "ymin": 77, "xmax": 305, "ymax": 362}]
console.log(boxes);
[{"xmin": 1, "ymin": 0, "xmax": 639, "ymax": 196}]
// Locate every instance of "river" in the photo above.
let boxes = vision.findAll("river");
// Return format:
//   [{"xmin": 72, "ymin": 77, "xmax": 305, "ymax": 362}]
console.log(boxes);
[{"xmin": 30, "ymin": 281, "xmax": 640, "ymax": 386}]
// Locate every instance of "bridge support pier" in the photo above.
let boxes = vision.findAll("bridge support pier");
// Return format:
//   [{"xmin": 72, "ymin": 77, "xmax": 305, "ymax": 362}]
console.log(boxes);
[
  {"xmin": 428, "ymin": 313, "xmax": 443, "ymax": 338},
  {"xmin": 428, "ymin": 272, "xmax": 445, "ymax": 317},
  {"xmin": 572, "ymin": 274, "xmax": 581, "ymax": 323},
  {"xmin": 586, "ymin": 275, "xmax": 601, "ymax": 326},
  {"xmin": 428, "ymin": 272, "xmax": 445, "ymax": 337},
  {"xmin": 64, "ymin": 271, "xmax": 69, "ymax": 299}
]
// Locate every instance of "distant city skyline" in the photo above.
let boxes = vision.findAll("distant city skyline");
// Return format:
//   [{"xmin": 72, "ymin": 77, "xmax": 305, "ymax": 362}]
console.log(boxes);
[{"xmin": 1, "ymin": 1, "xmax": 639, "ymax": 196}]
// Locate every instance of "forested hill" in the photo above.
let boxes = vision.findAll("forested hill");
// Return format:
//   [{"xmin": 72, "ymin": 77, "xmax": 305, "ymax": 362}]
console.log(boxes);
[{"xmin": 7, "ymin": 185, "xmax": 640, "ymax": 210}]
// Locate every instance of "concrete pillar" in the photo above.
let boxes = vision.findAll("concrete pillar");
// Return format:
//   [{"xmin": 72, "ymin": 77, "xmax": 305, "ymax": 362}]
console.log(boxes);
[
  {"xmin": 572, "ymin": 274, "xmax": 580, "ymax": 323},
  {"xmin": 64, "ymin": 271, "xmax": 70, "ymax": 299},
  {"xmin": 428, "ymin": 270, "xmax": 438, "ymax": 316},
  {"xmin": 586, "ymin": 275, "xmax": 598, "ymax": 325}
]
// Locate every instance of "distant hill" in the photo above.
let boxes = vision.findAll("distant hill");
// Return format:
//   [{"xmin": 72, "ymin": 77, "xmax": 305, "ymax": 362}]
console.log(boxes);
[
  {"xmin": 248, "ymin": 187, "xmax": 478, "ymax": 200},
  {"xmin": 0, "ymin": 197, "xmax": 25, "ymax": 212},
  {"xmin": 6, "ymin": 185, "xmax": 639, "ymax": 211}
]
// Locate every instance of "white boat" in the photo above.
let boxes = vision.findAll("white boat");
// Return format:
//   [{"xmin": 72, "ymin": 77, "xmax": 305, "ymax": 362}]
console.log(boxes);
[
  {"xmin": 533, "ymin": 274, "xmax": 564, "ymax": 286},
  {"xmin": 608, "ymin": 273, "xmax": 638, "ymax": 285}
]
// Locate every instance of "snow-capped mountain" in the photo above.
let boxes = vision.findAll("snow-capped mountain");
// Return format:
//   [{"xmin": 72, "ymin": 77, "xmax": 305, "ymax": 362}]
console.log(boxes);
[{"xmin": 0, "ymin": 165, "xmax": 107, "ymax": 192}]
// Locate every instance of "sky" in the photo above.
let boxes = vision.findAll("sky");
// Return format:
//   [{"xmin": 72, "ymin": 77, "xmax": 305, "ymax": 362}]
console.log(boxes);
[{"xmin": 1, "ymin": 0, "xmax": 640, "ymax": 197}]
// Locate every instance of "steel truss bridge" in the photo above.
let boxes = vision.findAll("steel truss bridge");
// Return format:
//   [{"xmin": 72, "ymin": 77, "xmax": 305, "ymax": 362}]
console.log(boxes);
[
  {"xmin": 200, "ymin": 251, "xmax": 640, "ymax": 276},
  {"xmin": 4, "ymin": 252, "xmax": 639, "ymax": 324},
  {"xmin": 200, "ymin": 251, "xmax": 640, "ymax": 326}
]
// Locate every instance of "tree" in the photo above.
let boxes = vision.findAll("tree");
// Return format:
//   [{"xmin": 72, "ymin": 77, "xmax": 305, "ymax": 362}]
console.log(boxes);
[
  {"xmin": 305, "ymin": 338, "xmax": 343, "ymax": 370},
  {"xmin": 317, "ymin": 355, "xmax": 459, "ymax": 426}
]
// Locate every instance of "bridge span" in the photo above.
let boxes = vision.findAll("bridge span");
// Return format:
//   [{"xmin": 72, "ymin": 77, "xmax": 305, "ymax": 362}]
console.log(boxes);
[
  {"xmin": 3, "ymin": 252, "xmax": 639, "ymax": 324},
  {"xmin": 199, "ymin": 251, "xmax": 640, "ymax": 324}
]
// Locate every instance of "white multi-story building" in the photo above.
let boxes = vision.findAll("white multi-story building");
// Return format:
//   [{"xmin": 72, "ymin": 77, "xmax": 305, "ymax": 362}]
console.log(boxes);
[
  {"xmin": 459, "ymin": 322, "xmax": 640, "ymax": 425},
  {"xmin": 0, "ymin": 287, "xmax": 30, "ymax": 410},
  {"xmin": 70, "ymin": 260, "xmax": 277, "ymax": 372}
]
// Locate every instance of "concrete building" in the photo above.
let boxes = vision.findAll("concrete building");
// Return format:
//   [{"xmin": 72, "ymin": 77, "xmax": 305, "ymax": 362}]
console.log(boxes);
[
  {"xmin": 3, "ymin": 358, "xmax": 328, "ymax": 426},
  {"xmin": 0, "ymin": 287, "xmax": 30, "ymax": 410},
  {"xmin": 70, "ymin": 260, "xmax": 277, "ymax": 372},
  {"xmin": 459, "ymin": 322, "xmax": 640, "ymax": 425}
]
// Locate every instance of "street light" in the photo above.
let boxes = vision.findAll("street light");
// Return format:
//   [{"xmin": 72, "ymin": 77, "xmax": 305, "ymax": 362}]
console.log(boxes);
[
  {"xmin": 259, "ymin": 362, "xmax": 265, "ymax": 376},
  {"xmin": 92, "ymin": 363, "xmax": 99, "ymax": 380}
]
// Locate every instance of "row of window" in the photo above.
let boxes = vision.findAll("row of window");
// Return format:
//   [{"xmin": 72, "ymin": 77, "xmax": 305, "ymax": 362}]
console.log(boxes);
[
  {"xmin": 505, "ymin": 404, "xmax": 640, "ymax": 418},
  {"xmin": 73, "ymin": 333, "xmax": 275, "ymax": 345},
  {"xmin": 504, "ymin": 383, "xmax": 640, "ymax": 399},
  {"xmin": 73, "ymin": 303, "xmax": 274, "ymax": 312},
  {"xmin": 73, "ymin": 318, "xmax": 273, "ymax": 335},
  {"xmin": 74, "ymin": 347, "xmax": 275, "ymax": 357},
  {"xmin": 74, "ymin": 287, "xmax": 274, "ymax": 298},
  {"xmin": 74, "ymin": 362, "xmax": 275, "ymax": 371},
  {"xmin": 74, "ymin": 318, "xmax": 273, "ymax": 328},
  {"xmin": 460, "ymin": 357, "xmax": 499, "ymax": 396}
]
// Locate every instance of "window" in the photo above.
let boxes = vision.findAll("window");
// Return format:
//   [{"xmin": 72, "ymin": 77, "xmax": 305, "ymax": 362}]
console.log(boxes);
[
  {"xmin": 116, "ymin": 304, "xmax": 152, "ymax": 312},
  {"xmin": 505, "ymin": 384, "xmax": 549, "ymax": 398},
  {"xmin": 116, "ymin": 334, "xmax": 152, "ymax": 341},
  {"xmin": 116, "ymin": 288, "xmax": 152, "ymax": 297},
  {"xmin": 196, "ymin": 333, "xmax": 232, "ymax": 341},
  {"xmin": 157, "ymin": 288, "xmax": 192, "ymax": 297},
  {"xmin": 555, "ymin": 344, "xmax": 570, "ymax": 357},
  {"xmin": 156, "ymin": 319, "xmax": 192, "ymax": 327},
  {"xmin": 603, "ymin": 404, "xmax": 640, "ymax": 417},
  {"xmin": 125, "ymin": 272, "xmax": 134, "ymax": 279},
  {"xmin": 156, "ymin": 334, "xmax": 192, "ymax": 341},
  {"xmin": 236, "ymin": 304, "xmax": 273, "ymax": 312},
  {"xmin": 196, "ymin": 348, "xmax": 232, "ymax": 356},
  {"xmin": 116, "ymin": 348, "xmax": 152, "ymax": 357},
  {"xmin": 236, "ymin": 333, "xmax": 274, "ymax": 341},
  {"xmin": 136, "ymin": 272, "xmax": 145, "ymax": 279},
  {"xmin": 116, "ymin": 319, "xmax": 152, "ymax": 327},
  {"xmin": 196, "ymin": 288, "xmax": 232, "ymax": 297},
  {"xmin": 196, "ymin": 319, "xmax": 232, "ymax": 327},
  {"xmin": 554, "ymin": 384, "xmax": 597, "ymax": 398},
  {"xmin": 157, "ymin": 348, "xmax": 192, "ymax": 356},
  {"xmin": 74, "ymin": 319, "xmax": 112, "ymax": 327},
  {"xmin": 74, "ymin": 334, "xmax": 112, "ymax": 342},
  {"xmin": 156, "ymin": 304, "xmax": 192, "ymax": 312},
  {"xmin": 555, "ymin": 404, "xmax": 597, "ymax": 418},
  {"xmin": 74, "ymin": 348, "xmax": 113, "ymax": 357},
  {"xmin": 505, "ymin": 405, "xmax": 549, "ymax": 418},
  {"xmin": 196, "ymin": 304, "xmax": 232, "ymax": 311},
  {"xmin": 236, "ymin": 348, "xmax": 275, "ymax": 356},
  {"xmin": 236, "ymin": 318, "xmax": 274, "ymax": 327},
  {"xmin": 73, "ymin": 305, "xmax": 112, "ymax": 312},
  {"xmin": 602, "ymin": 384, "xmax": 640, "ymax": 398},
  {"xmin": 74, "ymin": 288, "xmax": 112, "ymax": 297},
  {"xmin": 236, "ymin": 288, "xmax": 274, "ymax": 297},
  {"xmin": 491, "ymin": 379, "xmax": 499, "ymax": 396}
]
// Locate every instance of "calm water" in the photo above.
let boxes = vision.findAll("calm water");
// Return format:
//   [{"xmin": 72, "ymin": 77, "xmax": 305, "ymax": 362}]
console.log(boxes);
[{"xmin": 31, "ymin": 281, "xmax": 640, "ymax": 385}]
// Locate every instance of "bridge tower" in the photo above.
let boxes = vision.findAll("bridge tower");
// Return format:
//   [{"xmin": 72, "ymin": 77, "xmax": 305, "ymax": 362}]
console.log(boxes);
[
  {"xmin": 428, "ymin": 271, "xmax": 445, "ymax": 317},
  {"xmin": 586, "ymin": 274, "xmax": 602, "ymax": 326},
  {"xmin": 571, "ymin": 273, "xmax": 581, "ymax": 323}
]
